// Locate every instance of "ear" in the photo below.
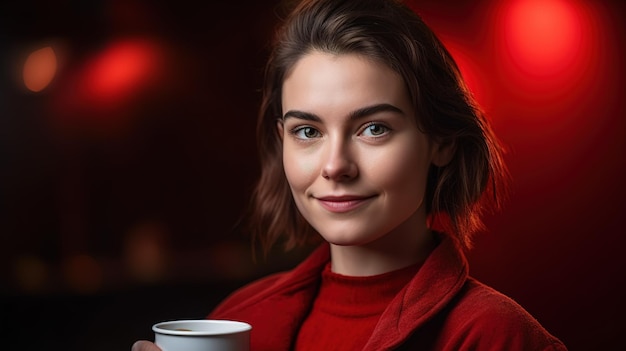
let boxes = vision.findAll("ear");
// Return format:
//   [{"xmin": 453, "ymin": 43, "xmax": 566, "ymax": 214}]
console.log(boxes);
[
  {"xmin": 431, "ymin": 138, "xmax": 456, "ymax": 167},
  {"xmin": 276, "ymin": 119, "xmax": 285, "ymax": 141}
]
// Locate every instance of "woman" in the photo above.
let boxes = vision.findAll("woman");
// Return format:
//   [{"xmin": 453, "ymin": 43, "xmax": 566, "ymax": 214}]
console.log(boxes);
[{"xmin": 134, "ymin": 0, "xmax": 567, "ymax": 349}]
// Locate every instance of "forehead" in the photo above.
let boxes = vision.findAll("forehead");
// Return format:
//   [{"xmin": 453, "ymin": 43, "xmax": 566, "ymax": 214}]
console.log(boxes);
[{"xmin": 281, "ymin": 52, "xmax": 410, "ymax": 115}]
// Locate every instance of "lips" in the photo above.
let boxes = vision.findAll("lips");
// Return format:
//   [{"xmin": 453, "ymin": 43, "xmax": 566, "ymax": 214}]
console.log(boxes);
[{"xmin": 315, "ymin": 195, "xmax": 376, "ymax": 213}]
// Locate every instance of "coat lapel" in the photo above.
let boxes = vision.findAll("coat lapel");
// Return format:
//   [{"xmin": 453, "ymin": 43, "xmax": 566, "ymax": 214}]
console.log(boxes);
[
  {"xmin": 210, "ymin": 245, "xmax": 330, "ymax": 351},
  {"xmin": 364, "ymin": 235, "xmax": 469, "ymax": 351}
]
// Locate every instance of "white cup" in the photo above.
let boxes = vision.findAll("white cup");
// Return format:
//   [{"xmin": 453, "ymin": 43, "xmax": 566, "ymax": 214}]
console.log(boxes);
[{"xmin": 153, "ymin": 319, "xmax": 251, "ymax": 351}]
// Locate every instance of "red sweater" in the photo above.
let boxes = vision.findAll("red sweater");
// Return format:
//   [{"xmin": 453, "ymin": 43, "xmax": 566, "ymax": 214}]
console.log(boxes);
[
  {"xmin": 294, "ymin": 262, "xmax": 421, "ymax": 351},
  {"xmin": 208, "ymin": 234, "xmax": 567, "ymax": 350}
]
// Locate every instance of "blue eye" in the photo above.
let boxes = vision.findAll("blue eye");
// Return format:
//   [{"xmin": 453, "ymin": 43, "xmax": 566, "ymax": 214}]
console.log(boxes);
[
  {"xmin": 362, "ymin": 123, "xmax": 389, "ymax": 137},
  {"xmin": 292, "ymin": 126, "xmax": 321, "ymax": 139}
]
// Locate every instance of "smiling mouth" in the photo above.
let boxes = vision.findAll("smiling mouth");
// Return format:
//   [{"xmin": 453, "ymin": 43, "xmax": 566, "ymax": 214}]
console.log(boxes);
[{"xmin": 315, "ymin": 195, "xmax": 376, "ymax": 213}]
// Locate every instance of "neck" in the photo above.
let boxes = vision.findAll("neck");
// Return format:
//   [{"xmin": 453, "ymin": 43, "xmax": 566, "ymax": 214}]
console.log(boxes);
[{"xmin": 329, "ymin": 209, "xmax": 435, "ymax": 276}]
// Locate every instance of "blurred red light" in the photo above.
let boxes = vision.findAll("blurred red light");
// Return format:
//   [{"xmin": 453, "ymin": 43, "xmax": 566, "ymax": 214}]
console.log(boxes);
[
  {"xmin": 48, "ymin": 38, "xmax": 170, "ymax": 136},
  {"xmin": 81, "ymin": 40, "xmax": 159, "ymax": 105},
  {"xmin": 502, "ymin": 0, "xmax": 583, "ymax": 75}
]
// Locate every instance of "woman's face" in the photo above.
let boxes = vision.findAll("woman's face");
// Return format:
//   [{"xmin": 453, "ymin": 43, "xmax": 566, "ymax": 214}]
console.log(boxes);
[{"xmin": 279, "ymin": 52, "xmax": 443, "ymax": 248}]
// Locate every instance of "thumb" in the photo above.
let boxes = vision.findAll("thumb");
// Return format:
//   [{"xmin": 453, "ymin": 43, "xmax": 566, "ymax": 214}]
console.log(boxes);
[{"xmin": 131, "ymin": 340, "xmax": 161, "ymax": 351}]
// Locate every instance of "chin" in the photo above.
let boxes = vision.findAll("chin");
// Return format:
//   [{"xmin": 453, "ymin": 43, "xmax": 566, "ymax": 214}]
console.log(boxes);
[{"xmin": 317, "ymin": 229, "xmax": 380, "ymax": 247}]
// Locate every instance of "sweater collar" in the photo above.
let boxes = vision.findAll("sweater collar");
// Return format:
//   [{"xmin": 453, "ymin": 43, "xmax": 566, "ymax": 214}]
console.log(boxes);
[{"xmin": 316, "ymin": 261, "xmax": 422, "ymax": 318}]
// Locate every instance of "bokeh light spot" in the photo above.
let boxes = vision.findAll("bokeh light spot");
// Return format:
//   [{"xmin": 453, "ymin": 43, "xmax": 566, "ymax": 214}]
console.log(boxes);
[
  {"xmin": 14, "ymin": 255, "xmax": 49, "ymax": 293},
  {"xmin": 503, "ymin": 0, "xmax": 582, "ymax": 75},
  {"xmin": 82, "ymin": 40, "xmax": 159, "ymax": 105},
  {"xmin": 63, "ymin": 254, "xmax": 102, "ymax": 293},
  {"xmin": 124, "ymin": 221, "xmax": 169, "ymax": 282},
  {"xmin": 23, "ymin": 46, "xmax": 57, "ymax": 92}
]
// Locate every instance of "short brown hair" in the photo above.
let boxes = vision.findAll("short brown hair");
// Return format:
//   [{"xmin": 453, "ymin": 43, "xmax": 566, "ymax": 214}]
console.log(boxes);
[{"xmin": 248, "ymin": 0, "xmax": 508, "ymax": 253}]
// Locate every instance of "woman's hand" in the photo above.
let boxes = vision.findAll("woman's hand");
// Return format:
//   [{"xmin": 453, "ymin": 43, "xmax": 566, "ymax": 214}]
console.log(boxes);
[{"xmin": 131, "ymin": 340, "xmax": 161, "ymax": 351}]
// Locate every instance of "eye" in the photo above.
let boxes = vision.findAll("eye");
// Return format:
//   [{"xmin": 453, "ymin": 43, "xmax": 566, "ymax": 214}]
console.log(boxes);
[
  {"xmin": 291, "ymin": 126, "xmax": 322, "ymax": 139},
  {"xmin": 361, "ymin": 123, "xmax": 390, "ymax": 137}
]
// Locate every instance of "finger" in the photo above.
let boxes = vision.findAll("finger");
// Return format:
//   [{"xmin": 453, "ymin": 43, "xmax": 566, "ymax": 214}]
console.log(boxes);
[{"xmin": 131, "ymin": 340, "xmax": 161, "ymax": 351}]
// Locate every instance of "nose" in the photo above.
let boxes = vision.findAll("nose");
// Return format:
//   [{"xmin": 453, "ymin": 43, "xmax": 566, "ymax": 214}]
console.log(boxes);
[{"xmin": 321, "ymin": 137, "xmax": 358, "ymax": 181}]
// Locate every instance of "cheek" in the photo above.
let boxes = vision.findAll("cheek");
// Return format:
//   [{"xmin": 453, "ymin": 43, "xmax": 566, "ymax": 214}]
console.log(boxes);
[
  {"xmin": 364, "ymin": 142, "xmax": 430, "ymax": 194},
  {"xmin": 283, "ymin": 148, "xmax": 318, "ymax": 190}
]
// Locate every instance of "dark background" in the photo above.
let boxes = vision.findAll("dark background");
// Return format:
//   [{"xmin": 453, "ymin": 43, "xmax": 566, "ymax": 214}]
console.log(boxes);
[{"xmin": 1, "ymin": 0, "xmax": 624, "ymax": 350}]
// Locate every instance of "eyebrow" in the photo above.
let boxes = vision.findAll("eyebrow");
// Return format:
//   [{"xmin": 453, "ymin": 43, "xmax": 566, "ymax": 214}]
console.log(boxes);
[{"xmin": 282, "ymin": 103, "xmax": 405, "ymax": 122}]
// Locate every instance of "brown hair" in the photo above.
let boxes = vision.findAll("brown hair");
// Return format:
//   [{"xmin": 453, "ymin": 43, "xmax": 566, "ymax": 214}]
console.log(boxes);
[{"xmin": 248, "ymin": 0, "xmax": 508, "ymax": 253}]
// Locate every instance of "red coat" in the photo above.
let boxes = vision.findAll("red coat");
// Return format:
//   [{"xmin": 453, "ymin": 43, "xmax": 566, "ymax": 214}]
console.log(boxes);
[{"xmin": 208, "ymin": 236, "xmax": 567, "ymax": 350}]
